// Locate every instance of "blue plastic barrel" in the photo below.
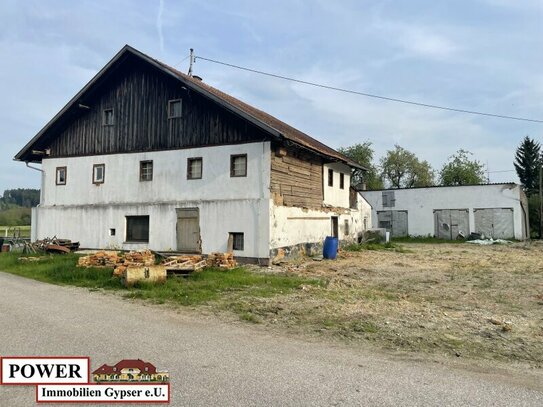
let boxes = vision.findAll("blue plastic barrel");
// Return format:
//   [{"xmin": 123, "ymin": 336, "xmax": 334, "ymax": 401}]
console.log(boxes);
[{"xmin": 323, "ymin": 236, "xmax": 338, "ymax": 259}]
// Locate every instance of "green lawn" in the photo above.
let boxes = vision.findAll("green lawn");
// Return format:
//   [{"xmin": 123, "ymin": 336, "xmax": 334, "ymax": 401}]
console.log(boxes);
[
  {"xmin": 0, "ymin": 252, "xmax": 324, "ymax": 307},
  {"xmin": 1, "ymin": 225, "xmax": 31, "ymax": 239}
]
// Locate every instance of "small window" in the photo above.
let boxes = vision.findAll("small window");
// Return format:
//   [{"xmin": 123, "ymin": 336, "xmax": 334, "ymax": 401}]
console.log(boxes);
[
  {"xmin": 344, "ymin": 219, "xmax": 349, "ymax": 235},
  {"xmin": 109, "ymin": 228, "xmax": 116, "ymax": 236},
  {"xmin": 126, "ymin": 215, "xmax": 149, "ymax": 242},
  {"xmin": 187, "ymin": 157, "xmax": 203, "ymax": 179},
  {"xmin": 339, "ymin": 173, "xmax": 345, "ymax": 189},
  {"xmin": 328, "ymin": 169, "xmax": 333, "ymax": 187},
  {"xmin": 93, "ymin": 164, "xmax": 105, "ymax": 184},
  {"xmin": 230, "ymin": 232, "xmax": 244, "ymax": 250},
  {"xmin": 140, "ymin": 161, "xmax": 153, "ymax": 181},
  {"xmin": 168, "ymin": 99, "xmax": 182, "ymax": 118},
  {"xmin": 382, "ymin": 191, "xmax": 395, "ymax": 208},
  {"xmin": 56, "ymin": 166, "xmax": 67, "ymax": 185},
  {"xmin": 103, "ymin": 108, "xmax": 114, "ymax": 126},
  {"xmin": 230, "ymin": 154, "xmax": 247, "ymax": 177}
]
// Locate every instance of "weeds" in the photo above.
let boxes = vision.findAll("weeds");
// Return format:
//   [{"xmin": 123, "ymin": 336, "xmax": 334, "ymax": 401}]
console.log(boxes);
[{"xmin": 344, "ymin": 241, "xmax": 409, "ymax": 253}]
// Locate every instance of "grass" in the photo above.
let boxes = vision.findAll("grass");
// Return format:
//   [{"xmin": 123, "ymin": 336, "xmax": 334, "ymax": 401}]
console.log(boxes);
[
  {"xmin": 123, "ymin": 267, "xmax": 324, "ymax": 306},
  {"xmin": 343, "ymin": 241, "xmax": 409, "ymax": 253},
  {"xmin": 0, "ymin": 251, "xmax": 324, "ymax": 310},
  {"xmin": 392, "ymin": 236, "xmax": 465, "ymax": 244},
  {"xmin": 0, "ymin": 252, "xmax": 119, "ymax": 288},
  {"xmin": 0, "ymin": 225, "xmax": 31, "ymax": 239}
]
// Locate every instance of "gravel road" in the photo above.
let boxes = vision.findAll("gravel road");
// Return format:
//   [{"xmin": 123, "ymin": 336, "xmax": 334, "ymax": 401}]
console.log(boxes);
[{"xmin": 0, "ymin": 272, "xmax": 541, "ymax": 406}]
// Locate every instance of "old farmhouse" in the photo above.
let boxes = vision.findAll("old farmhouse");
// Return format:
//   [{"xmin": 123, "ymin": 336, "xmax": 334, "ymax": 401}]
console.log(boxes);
[{"xmin": 15, "ymin": 45, "xmax": 371, "ymax": 263}]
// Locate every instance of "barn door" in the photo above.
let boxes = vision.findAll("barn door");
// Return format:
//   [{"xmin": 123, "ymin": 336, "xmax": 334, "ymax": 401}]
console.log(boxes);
[
  {"xmin": 434, "ymin": 209, "xmax": 469, "ymax": 239},
  {"xmin": 377, "ymin": 210, "xmax": 408, "ymax": 237},
  {"xmin": 176, "ymin": 208, "xmax": 201, "ymax": 252},
  {"xmin": 474, "ymin": 208, "xmax": 514, "ymax": 239}
]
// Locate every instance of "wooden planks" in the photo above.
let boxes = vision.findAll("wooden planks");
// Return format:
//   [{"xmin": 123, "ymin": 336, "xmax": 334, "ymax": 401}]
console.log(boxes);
[
  {"xmin": 270, "ymin": 146, "xmax": 324, "ymax": 209},
  {"xmin": 47, "ymin": 57, "xmax": 271, "ymax": 158}
]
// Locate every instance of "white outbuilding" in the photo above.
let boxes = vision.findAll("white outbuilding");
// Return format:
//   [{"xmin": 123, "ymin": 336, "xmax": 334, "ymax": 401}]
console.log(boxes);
[{"xmin": 360, "ymin": 183, "xmax": 529, "ymax": 240}]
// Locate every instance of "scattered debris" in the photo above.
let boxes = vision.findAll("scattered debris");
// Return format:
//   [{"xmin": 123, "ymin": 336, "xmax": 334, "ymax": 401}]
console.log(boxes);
[
  {"xmin": 78, "ymin": 251, "xmax": 122, "ymax": 268},
  {"xmin": 466, "ymin": 238, "xmax": 512, "ymax": 245},
  {"xmin": 34, "ymin": 237, "xmax": 80, "ymax": 253},
  {"xmin": 162, "ymin": 255, "xmax": 206, "ymax": 275},
  {"xmin": 207, "ymin": 252, "xmax": 237, "ymax": 269},
  {"xmin": 18, "ymin": 256, "xmax": 48, "ymax": 262},
  {"xmin": 502, "ymin": 321, "xmax": 513, "ymax": 332},
  {"xmin": 488, "ymin": 317, "xmax": 503, "ymax": 325}
]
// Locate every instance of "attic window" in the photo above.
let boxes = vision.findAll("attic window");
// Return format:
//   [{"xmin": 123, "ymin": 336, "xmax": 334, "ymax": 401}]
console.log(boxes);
[
  {"xmin": 103, "ymin": 109, "xmax": 114, "ymax": 126},
  {"xmin": 168, "ymin": 99, "xmax": 182, "ymax": 118}
]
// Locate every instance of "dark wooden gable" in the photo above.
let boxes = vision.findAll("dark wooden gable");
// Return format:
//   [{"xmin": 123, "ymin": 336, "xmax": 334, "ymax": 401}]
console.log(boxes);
[{"xmin": 47, "ymin": 55, "xmax": 271, "ymax": 158}]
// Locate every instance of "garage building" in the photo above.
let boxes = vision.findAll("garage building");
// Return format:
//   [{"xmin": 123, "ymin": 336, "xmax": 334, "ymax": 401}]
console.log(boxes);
[{"xmin": 360, "ymin": 183, "xmax": 529, "ymax": 240}]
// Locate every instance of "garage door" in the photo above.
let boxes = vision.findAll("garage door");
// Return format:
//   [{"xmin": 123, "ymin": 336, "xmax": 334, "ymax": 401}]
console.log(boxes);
[
  {"xmin": 377, "ymin": 210, "xmax": 408, "ymax": 237},
  {"xmin": 474, "ymin": 208, "xmax": 514, "ymax": 239},
  {"xmin": 434, "ymin": 209, "xmax": 469, "ymax": 240}
]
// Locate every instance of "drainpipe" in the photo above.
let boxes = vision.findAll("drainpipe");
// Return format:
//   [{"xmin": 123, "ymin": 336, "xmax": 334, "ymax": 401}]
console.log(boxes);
[
  {"xmin": 25, "ymin": 162, "xmax": 44, "ymax": 242},
  {"xmin": 25, "ymin": 162, "xmax": 44, "ymax": 205}
]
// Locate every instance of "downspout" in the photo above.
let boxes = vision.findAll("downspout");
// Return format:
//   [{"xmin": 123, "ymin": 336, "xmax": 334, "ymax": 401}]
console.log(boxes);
[
  {"xmin": 25, "ymin": 162, "xmax": 44, "ymax": 243},
  {"xmin": 25, "ymin": 162, "xmax": 44, "ymax": 205}
]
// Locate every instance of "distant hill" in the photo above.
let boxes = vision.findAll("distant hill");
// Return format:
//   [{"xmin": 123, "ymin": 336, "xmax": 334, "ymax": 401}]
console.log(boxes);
[{"xmin": 0, "ymin": 189, "xmax": 40, "ymax": 226}]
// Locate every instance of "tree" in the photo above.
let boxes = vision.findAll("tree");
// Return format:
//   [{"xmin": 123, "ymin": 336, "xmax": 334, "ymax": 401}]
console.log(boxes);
[
  {"xmin": 439, "ymin": 149, "xmax": 485, "ymax": 186},
  {"xmin": 338, "ymin": 142, "xmax": 383, "ymax": 190},
  {"xmin": 380, "ymin": 144, "xmax": 435, "ymax": 188},
  {"xmin": 514, "ymin": 136, "xmax": 541, "ymax": 196}
]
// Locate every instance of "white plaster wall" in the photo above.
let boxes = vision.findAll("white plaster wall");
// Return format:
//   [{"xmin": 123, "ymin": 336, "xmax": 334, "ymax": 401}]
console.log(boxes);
[
  {"xmin": 323, "ymin": 163, "xmax": 351, "ymax": 208},
  {"xmin": 41, "ymin": 142, "xmax": 271, "ymax": 205},
  {"xmin": 270, "ymin": 203, "xmax": 363, "ymax": 249},
  {"xmin": 361, "ymin": 184, "xmax": 526, "ymax": 240},
  {"xmin": 358, "ymin": 193, "xmax": 372, "ymax": 231},
  {"xmin": 34, "ymin": 142, "xmax": 272, "ymax": 258},
  {"xmin": 33, "ymin": 199, "xmax": 270, "ymax": 258}
]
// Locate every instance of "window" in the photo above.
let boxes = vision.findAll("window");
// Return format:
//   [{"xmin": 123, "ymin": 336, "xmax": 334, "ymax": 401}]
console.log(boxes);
[
  {"xmin": 168, "ymin": 99, "xmax": 182, "ymax": 118},
  {"xmin": 140, "ymin": 161, "xmax": 153, "ymax": 181},
  {"xmin": 230, "ymin": 154, "xmax": 247, "ymax": 177},
  {"xmin": 187, "ymin": 157, "xmax": 203, "ymax": 179},
  {"xmin": 93, "ymin": 164, "xmax": 105, "ymax": 184},
  {"xmin": 230, "ymin": 233, "xmax": 244, "ymax": 250},
  {"xmin": 103, "ymin": 108, "xmax": 114, "ymax": 126},
  {"xmin": 382, "ymin": 191, "xmax": 395, "ymax": 208},
  {"xmin": 344, "ymin": 219, "xmax": 350, "ymax": 235},
  {"xmin": 56, "ymin": 166, "xmax": 67, "ymax": 185},
  {"xmin": 126, "ymin": 216, "xmax": 149, "ymax": 242},
  {"xmin": 339, "ymin": 173, "xmax": 345, "ymax": 189},
  {"xmin": 328, "ymin": 169, "xmax": 333, "ymax": 187},
  {"xmin": 109, "ymin": 228, "xmax": 116, "ymax": 236}
]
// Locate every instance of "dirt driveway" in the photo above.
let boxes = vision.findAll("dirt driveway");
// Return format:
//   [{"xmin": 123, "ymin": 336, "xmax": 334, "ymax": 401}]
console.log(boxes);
[{"xmin": 239, "ymin": 242, "xmax": 543, "ymax": 366}]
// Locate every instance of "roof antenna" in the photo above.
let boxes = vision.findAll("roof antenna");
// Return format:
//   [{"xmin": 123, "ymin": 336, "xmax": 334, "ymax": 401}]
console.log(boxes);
[{"xmin": 188, "ymin": 48, "xmax": 194, "ymax": 76}]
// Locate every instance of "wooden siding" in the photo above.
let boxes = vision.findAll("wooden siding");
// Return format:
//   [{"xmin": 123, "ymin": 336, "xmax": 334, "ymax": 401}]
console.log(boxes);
[
  {"xmin": 48, "ymin": 59, "xmax": 270, "ymax": 157},
  {"xmin": 271, "ymin": 147, "xmax": 324, "ymax": 208}
]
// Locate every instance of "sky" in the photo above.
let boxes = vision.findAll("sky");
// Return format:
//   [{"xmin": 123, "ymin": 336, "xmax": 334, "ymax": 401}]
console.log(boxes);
[{"xmin": 0, "ymin": 0, "xmax": 542, "ymax": 193}]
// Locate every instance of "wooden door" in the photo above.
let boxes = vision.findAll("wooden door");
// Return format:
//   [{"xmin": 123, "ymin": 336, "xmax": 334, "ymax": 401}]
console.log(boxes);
[{"xmin": 176, "ymin": 208, "xmax": 200, "ymax": 252}]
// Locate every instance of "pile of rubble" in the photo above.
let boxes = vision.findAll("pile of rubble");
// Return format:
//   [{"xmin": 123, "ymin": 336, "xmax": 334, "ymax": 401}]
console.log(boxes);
[
  {"xmin": 207, "ymin": 252, "xmax": 237, "ymax": 269},
  {"xmin": 123, "ymin": 250, "xmax": 155, "ymax": 266},
  {"xmin": 77, "ymin": 251, "xmax": 121, "ymax": 268},
  {"xmin": 78, "ymin": 250, "xmax": 237, "ymax": 280}
]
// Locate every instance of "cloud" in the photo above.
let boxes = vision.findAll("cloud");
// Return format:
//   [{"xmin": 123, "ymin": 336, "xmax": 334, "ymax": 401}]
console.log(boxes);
[{"xmin": 156, "ymin": 0, "xmax": 165, "ymax": 53}]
